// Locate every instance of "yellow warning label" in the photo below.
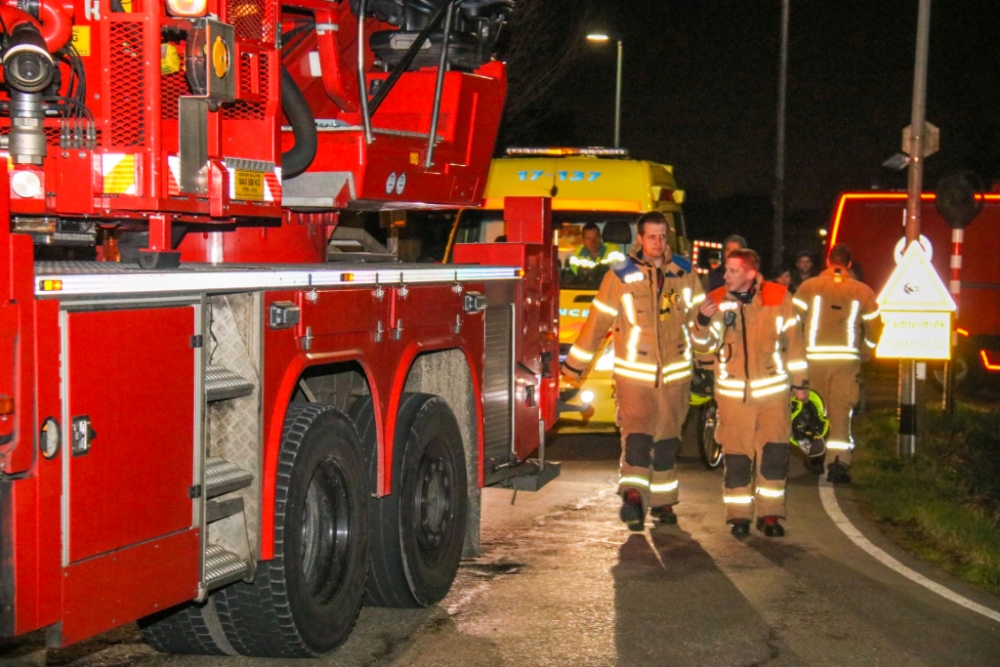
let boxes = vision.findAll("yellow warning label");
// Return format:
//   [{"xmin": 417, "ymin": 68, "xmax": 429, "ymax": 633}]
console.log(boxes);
[
  {"xmin": 876, "ymin": 311, "xmax": 952, "ymax": 360},
  {"xmin": 234, "ymin": 170, "xmax": 264, "ymax": 201},
  {"xmin": 71, "ymin": 26, "xmax": 91, "ymax": 57}
]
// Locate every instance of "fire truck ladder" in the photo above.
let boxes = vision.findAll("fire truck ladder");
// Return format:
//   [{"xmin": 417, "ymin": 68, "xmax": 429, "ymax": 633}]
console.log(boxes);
[{"xmin": 199, "ymin": 294, "xmax": 263, "ymax": 595}]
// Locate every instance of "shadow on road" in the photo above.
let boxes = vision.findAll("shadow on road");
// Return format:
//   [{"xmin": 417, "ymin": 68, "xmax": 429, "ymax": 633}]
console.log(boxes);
[{"xmin": 612, "ymin": 530, "xmax": 809, "ymax": 667}]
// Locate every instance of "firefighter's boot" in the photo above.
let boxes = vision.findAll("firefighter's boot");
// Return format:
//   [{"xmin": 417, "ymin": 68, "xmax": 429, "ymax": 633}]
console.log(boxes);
[
  {"xmin": 756, "ymin": 516, "xmax": 785, "ymax": 537},
  {"xmin": 729, "ymin": 518, "xmax": 751, "ymax": 538},
  {"xmin": 650, "ymin": 505, "xmax": 677, "ymax": 525},
  {"xmin": 620, "ymin": 489, "xmax": 645, "ymax": 531},
  {"xmin": 827, "ymin": 458, "xmax": 851, "ymax": 485}
]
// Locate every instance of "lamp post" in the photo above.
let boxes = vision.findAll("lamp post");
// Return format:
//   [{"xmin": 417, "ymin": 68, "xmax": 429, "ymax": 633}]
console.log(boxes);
[{"xmin": 587, "ymin": 33, "xmax": 623, "ymax": 148}]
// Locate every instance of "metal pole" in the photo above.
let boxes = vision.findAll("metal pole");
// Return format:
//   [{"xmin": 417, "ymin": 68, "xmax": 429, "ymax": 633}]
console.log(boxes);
[
  {"xmin": 425, "ymin": 0, "xmax": 455, "ymax": 169},
  {"xmin": 899, "ymin": 0, "xmax": 932, "ymax": 457},
  {"xmin": 943, "ymin": 227, "xmax": 963, "ymax": 413},
  {"xmin": 356, "ymin": 0, "xmax": 373, "ymax": 145},
  {"xmin": 614, "ymin": 39, "xmax": 623, "ymax": 148},
  {"xmin": 773, "ymin": 0, "xmax": 789, "ymax": 274}
]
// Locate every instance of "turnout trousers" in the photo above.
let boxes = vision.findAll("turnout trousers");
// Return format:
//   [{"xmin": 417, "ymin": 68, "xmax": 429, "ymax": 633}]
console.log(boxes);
[
  {"xmin": 808, "ymin": 361, "xmax": 861, "ymax": 466},
  {"xmin": 716, "ymin": 393, "xmax": 791, "ymax": 521},
  {"xmin": 614, "ymin": 376, "xmax": 691, "ymax": 510}
]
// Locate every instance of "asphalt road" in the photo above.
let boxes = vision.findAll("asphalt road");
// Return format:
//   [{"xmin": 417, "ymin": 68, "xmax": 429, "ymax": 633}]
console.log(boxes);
[{"xmin": 3, "ymin": 432, "xmax": 1000, "ymax": 667}]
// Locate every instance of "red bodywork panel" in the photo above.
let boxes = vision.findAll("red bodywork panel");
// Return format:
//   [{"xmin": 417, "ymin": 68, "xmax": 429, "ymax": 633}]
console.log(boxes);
[
  {"xmin": 61, "ymin": 529, "xmax": 200, "ymax": 645},
  {"xmin": 829, "ymin": 193, "xmax": 1000, "ymax": 339},
  {"xmin": 453, "ymin": 197, "xmax": 560, "ymax": 461}
]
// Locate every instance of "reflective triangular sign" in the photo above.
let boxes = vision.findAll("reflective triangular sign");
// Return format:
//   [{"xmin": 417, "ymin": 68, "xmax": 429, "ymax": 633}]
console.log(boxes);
[{"xmin": 877, "ymin": 241, "xmax": 956, "ymax": 312}]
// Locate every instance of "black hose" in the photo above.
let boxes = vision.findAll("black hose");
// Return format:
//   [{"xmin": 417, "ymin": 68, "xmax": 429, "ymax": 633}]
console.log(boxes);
[{"xmin": 280, "ymin": 65, "xmax": 317, "ymax": 178}]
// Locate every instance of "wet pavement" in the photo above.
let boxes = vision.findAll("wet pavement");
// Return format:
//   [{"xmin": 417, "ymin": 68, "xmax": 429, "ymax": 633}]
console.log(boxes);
[{"xmin": 3, "ymin": 432, "xmax": 1000, "ymax": 667}]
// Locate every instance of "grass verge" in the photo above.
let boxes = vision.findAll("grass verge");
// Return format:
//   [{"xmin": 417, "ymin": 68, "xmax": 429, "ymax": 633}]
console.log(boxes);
[{"xmin": 852, "ymin": 406, "xmax": 1000, "ymax": 596}]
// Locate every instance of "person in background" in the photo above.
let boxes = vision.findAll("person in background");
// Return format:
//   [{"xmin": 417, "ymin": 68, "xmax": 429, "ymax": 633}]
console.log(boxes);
[
  {"xmin": 789, "ymin": 251, "xmax": 816, "ymax": 293},
  {"xmin": 707, "ymin": 234, "xmax": 748, "ymax": 291},
  {"xmin": 568, "ymin": 222, "xmax": 624, "ymax": 274},
  {"xmin": 774, "ymin": 268, "xmax": 792, "ymax": 288},
  {"xmin": 794, "ymin": 243, "xmax": 882, "ymax": 484}
]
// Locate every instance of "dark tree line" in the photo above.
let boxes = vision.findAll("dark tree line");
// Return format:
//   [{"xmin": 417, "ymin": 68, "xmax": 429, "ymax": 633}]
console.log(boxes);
[{"xmin": 495, "ymin": 0, "xmax": 598, "ymax": 149}]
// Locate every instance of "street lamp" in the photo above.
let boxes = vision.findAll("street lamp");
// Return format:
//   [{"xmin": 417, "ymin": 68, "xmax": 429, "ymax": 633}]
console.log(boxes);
[{"xmin": 587, "ymin": 33, "xmax": 623, "ymax": 148}]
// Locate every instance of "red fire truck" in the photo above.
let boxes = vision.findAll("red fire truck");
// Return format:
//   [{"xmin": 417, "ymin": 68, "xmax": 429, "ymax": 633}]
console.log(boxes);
[
  {"xmin": 0, "ymin": 0, "xmax": 560, "ymax": 657},
  {"xmin": 829, "ymin": 191, "xmax": 1000, "ymax": 392}
]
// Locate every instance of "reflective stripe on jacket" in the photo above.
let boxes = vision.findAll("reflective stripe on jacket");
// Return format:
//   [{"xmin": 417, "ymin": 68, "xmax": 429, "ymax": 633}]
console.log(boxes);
[
  {"xmin": 568, "ymin": 242, "xmax": 625, "ymax": 272},
  {"xmin": 690, "ymin": 276, "xmax": 807, "ymax": 400},
  {"xmin": 563, "ymin": 252, "xmax": 705, "ymax": 385},
  {"xmin": 794, "ymin": 267, "xmax": 883, "ymax": 362}
]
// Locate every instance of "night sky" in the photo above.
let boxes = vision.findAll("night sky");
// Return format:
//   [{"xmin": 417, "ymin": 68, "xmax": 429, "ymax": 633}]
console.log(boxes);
[{"xmin": 502, "ymin": 0, "xmax": 1000, "ymax": 257}]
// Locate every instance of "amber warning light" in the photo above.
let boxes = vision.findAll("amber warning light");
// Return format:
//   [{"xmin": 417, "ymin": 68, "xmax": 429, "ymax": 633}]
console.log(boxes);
[
  {"xmin": 39, "ymin": 279, "xmax": 63, "ymax": 291},
  {"xmin": 0, "ymin": 395, "xmax": 13, "ymax": 416}
]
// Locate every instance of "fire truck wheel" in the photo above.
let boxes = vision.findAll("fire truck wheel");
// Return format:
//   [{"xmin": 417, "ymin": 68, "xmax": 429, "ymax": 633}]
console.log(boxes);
[
  {"xmin": 138, "ymin": 597, "xmax": 236, "ymax": 655},
  {"xmin": 214, "ymin": 404, "xmax": 368, "ymax": 657},
  {"xmin": 367, "ymin": 393, "xmax": 468, "ymax": 607}
]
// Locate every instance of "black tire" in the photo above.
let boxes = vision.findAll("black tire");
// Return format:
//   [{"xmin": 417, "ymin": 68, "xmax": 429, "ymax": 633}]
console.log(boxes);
[
  {"xmin": 698, "ymin": 401, "xmax": 723, "ymax": 470},
  {"xmin": 138, "ymin": 598, "xmax": 235, "ymax": 655},
  {"xmin": 366, "ymin": 393, "xmax": 468, "ymax": 608},
  {"xmin": 214, "ymin": 404, "xmax": 368, "ymax": 657},
  {"xmin": 932, "ymin": 347, "xmax": 985, "ymax": 396}
]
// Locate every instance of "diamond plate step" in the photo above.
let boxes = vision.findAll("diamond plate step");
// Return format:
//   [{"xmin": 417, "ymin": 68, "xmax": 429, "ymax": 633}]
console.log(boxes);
[
  {"xmin": 205, "ymin": 457, "xmax": 253, "ymax": 499},
  {"xmin": 204, "ymin": 544, "xmax": 249, "ymax": 591},
  {"xmin": 205, "ymin": 366, "xmax": 255, "ymax": 403}
]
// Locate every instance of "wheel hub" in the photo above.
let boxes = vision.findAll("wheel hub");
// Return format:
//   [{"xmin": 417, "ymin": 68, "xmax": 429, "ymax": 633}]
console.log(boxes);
[
  {"xmin": 300, "ymin": 459, "xmax": 351, "ymax": 602},
  {"xmin": 417, "ymin": 455, "xmax": 452, "ymax": 549}
]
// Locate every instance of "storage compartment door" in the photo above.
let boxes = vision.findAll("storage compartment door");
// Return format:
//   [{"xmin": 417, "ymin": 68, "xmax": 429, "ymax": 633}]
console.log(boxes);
[{"xmin": 65, "ymin": 307, "xmax": 196, "ymax": 563}]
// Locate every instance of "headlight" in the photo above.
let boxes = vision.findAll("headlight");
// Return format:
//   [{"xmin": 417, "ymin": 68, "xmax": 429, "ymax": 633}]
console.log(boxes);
[
  {"xmin": 595, "ymin": 344, "xmax": 615, "ymax": 371},
  {"xmin": 580, "ymin": 390, "xmax": 595, "ymax": 405},
  {"xmin": 165, "ymin": 0, "xmax": 207, "ymax": 17}
]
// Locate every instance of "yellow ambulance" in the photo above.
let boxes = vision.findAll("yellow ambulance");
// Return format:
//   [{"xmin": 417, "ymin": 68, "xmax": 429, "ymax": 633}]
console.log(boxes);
[{"xmin": 449, "ymin": 148, "xmax": 688, "ymax": 432}]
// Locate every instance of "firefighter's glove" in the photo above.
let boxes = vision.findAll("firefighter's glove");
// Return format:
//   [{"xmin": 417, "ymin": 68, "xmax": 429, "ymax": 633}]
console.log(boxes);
[
  {"xmin": 697, "ymin": 299, "xmax": 718, "ymax": 326},
  {"xmin": 560, "ymin": 362, "xmax": 583, "ymax": 388}
]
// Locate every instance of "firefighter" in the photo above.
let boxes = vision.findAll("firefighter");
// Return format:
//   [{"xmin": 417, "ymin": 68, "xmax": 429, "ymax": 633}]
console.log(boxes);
[
  {"xmin": 561, "ymin": 211, "xmax": 704, "ymax": 530},
  {"xmin": 794, "ymin": 243, "xmax": 882, "ymax": 484},
  {"xmin": 568, "ymin": 222, "xmax": 625, "ymax": 273},
  {"xmin": 691, "ymin": 249, "xmax": 808, "ymax": 538}
]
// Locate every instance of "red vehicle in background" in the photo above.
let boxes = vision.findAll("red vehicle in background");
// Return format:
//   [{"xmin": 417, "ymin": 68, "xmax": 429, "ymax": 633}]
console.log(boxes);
[
  {"xmin": 0, "ymin": 0, "xmax": 560, "ymax": 658},
  {"xmin": 829, "ymin": 191, "xmax": 1000, "ymax": 392}
]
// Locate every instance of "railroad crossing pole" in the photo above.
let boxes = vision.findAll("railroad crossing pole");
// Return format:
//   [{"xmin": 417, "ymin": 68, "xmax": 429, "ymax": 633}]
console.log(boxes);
[{"xmin": 899, "ymin": 0, "xmax": 932, "ymax": 457}]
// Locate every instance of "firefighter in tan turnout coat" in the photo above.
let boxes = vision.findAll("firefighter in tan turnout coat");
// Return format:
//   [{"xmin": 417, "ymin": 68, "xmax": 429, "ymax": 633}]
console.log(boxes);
[
  {"xmin": 561, "ymin": 212, "xmax": 704, "ymax": 530},
  {"xmin": 794, "ymin": 243, "xmax": 882, "ymax": 484},
  {"xmin": 692, "ymin": 249, "xmax": 808, "ymax": 538}
]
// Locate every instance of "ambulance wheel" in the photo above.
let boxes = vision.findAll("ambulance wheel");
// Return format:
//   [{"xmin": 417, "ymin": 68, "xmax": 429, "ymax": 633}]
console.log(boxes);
[
  {"xmin": 139, "ymin": 597, "xmax": 236, "ymax": 655},
  {"xmin": 698, "ymin": 400, "xmax": 723, "ymax": 470},
  {"xmin": 366, "ymin": 393, "xmax": 467, "ymax": 607},
  {"xmin": 215, "ymin": 404, "xmax": 368, "ymax": 657}
]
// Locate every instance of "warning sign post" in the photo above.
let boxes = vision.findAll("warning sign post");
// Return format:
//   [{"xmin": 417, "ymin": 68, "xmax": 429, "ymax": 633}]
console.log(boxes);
[{"xmin": 876, "ymin": 242, "xmax": 956, "ymax": 360}]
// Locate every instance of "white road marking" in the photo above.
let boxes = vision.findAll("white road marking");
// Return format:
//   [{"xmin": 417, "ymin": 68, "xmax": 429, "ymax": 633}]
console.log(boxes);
[{"xmin": 819, "ymin": 478, "xmax": 1000, "ymax": 624}]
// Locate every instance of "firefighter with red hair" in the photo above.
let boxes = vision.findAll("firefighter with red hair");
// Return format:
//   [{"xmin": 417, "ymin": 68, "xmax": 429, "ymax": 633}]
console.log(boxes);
[{"xmin": 692, "ymin": 249, "xmax": 808, "ymax": 538}]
